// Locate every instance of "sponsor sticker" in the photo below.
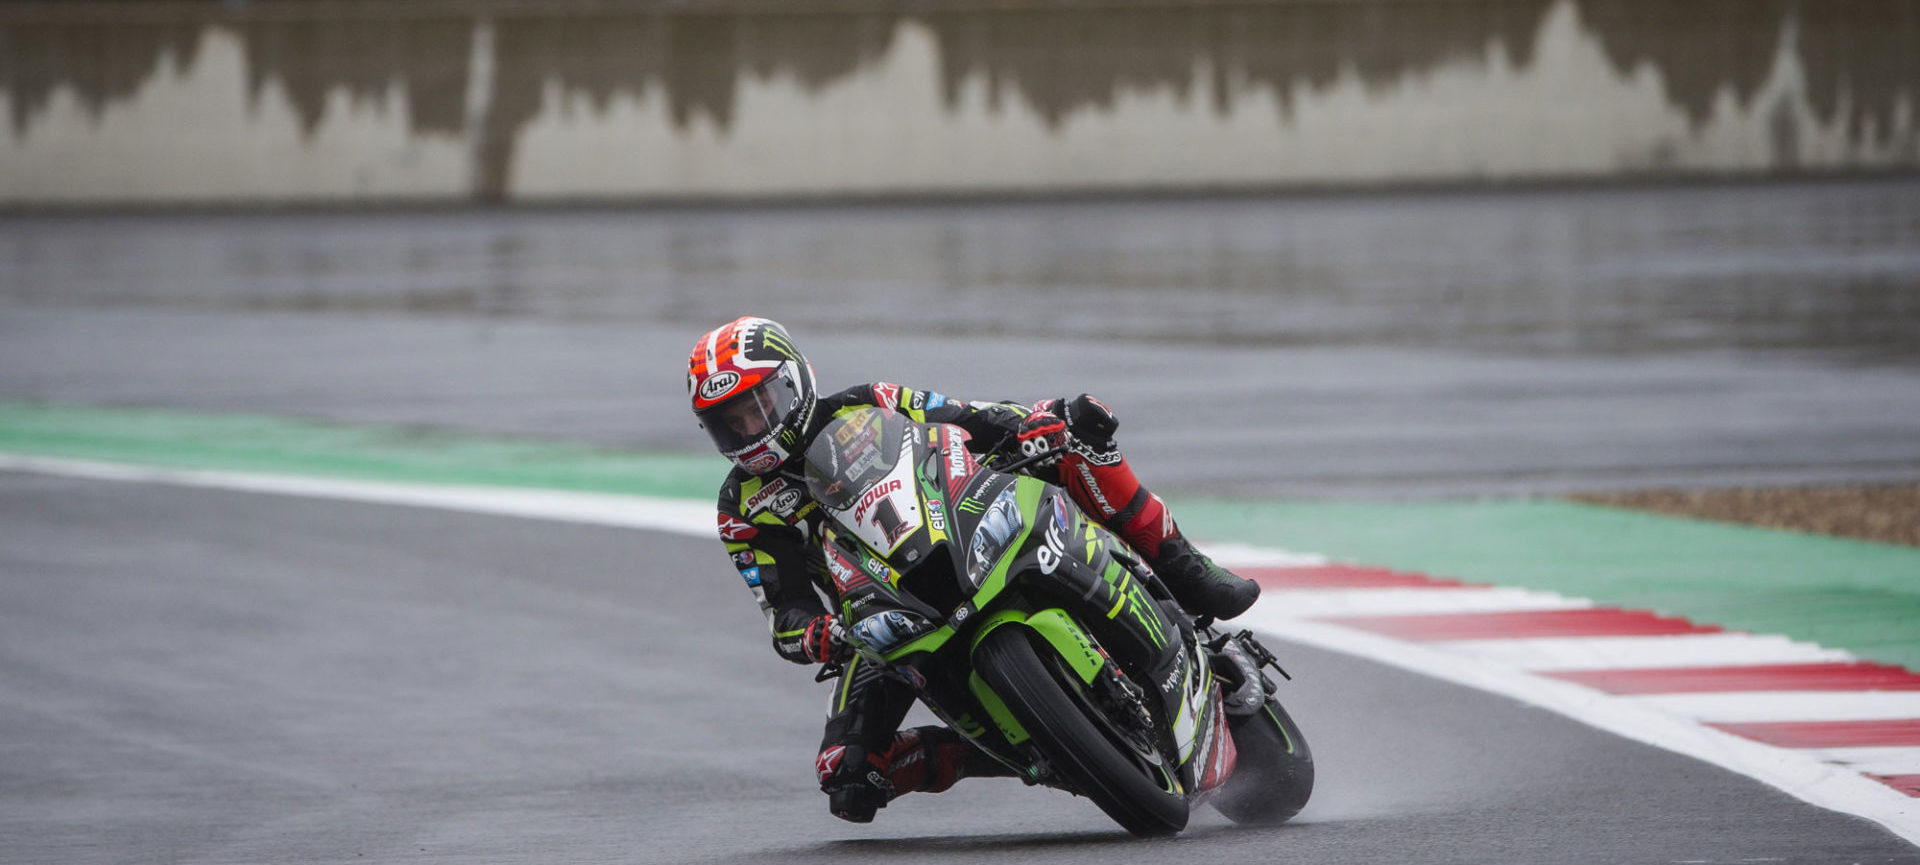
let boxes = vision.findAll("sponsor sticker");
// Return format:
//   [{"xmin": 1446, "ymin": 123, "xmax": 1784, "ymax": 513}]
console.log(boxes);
[
  {"xmin": 826, "ymin": 547, "xmax": 867, "ymax": 591},
  {"xmin": 717, "ymin": 513, "xmax": 757, "ymax": 541},
  {"xmin": 744, "ymin": 479, "xmax": 803, "ymax": 518},
  {"xmin": 926, "ymin": 392, "xmax": 947, "ymax": 410},
  {"xmin": 742, "ymin": 450, "xmax": 782, "ymax": 474},
  {"xmin": 872, "ymin": 382, "xmax": 901, "ymax": 411},
  {"xmin": 816, "ymin": 745, "xmax": 846, "ymax": 781},
  {"xmin": 854, "ymin": 478, "xmax": 904, "ymax": 522},
  {"xmin": 739, "ymin": 566, "xmax": 762, "ymax": 587},
  {"xmin": 698, "ymin": 370, "xmax": 741, "ymax": 402},
  {"xmin": 947, "ymin": 438, "xmax": 968, "ymax": 476},
  {"xmin": 744, "ymin": 478, "xmax": 789, "ymax": 514}
]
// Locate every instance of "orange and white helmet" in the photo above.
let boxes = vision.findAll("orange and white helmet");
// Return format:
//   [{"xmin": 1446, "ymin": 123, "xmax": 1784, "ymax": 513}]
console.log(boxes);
[{"xmin": 688, "ymin": 316, "xmax": 817, "ymax": 475}]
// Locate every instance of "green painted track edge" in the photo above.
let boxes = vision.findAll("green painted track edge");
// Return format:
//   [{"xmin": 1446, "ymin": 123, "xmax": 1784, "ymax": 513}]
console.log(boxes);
[{"xmin": 5, "ymin": 401, "xmax": 1917, "ymax": 668}]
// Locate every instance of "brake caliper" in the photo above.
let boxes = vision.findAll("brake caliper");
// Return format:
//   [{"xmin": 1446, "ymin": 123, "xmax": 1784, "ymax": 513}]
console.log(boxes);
[{"xmin": 1207, "ymin": 630, "xmax": 1288, "ymax": 715}]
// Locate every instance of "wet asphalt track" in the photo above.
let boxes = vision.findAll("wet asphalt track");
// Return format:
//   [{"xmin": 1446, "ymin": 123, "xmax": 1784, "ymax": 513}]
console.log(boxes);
[{"xmin": 5, "ymin": 472, "xmax": 1918, "ymax": 864}]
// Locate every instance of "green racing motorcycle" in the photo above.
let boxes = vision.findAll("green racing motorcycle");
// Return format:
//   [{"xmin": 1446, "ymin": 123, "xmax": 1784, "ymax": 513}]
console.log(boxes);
[{"xmin": 802, "ymin": 405, "xmax": 1313, "ymax": 836}]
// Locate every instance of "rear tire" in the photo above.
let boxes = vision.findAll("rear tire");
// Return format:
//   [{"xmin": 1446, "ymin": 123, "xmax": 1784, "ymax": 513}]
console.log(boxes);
[
  {"xmin": 1210, "ymin": 697, "xmax": 1314, "ymax": 825},
  {"xmin": 974, "ymin": 626, "xmax": 1189, "ymax": 837}
]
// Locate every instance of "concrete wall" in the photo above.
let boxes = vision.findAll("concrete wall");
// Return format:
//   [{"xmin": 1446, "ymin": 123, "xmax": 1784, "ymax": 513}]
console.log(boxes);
[{"xmin": 3, "ymin": 0, "xmax": 1916, "ymax": 205}]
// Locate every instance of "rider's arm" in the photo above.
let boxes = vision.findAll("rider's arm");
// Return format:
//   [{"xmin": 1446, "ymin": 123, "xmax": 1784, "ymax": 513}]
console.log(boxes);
[
  {"xmin": 717, "ymin": 487, "xmax": 830, "ymax": 665},
  {"xmin": 825, "ymin": 382, "xmax": 1028, "ymax": 455}
]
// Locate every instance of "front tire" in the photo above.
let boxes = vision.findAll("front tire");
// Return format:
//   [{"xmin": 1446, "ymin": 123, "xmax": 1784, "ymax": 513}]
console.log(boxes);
[{"xmin": 974, "ymin": 626, "xmax": 1189, "ymax": 837}]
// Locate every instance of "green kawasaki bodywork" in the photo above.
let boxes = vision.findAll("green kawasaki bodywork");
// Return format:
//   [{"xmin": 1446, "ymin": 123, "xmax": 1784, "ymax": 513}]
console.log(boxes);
[
  {"xmin": 965, "ymin": 607, "xmax": 1108, "ymax": 746},
  {"xmin": 832, "ymin": 472, "xmax": 1114, "ymax": 748},
  {"xmin": 814, "ymin": 408, "xmax": 1193, "ymax": 771}
]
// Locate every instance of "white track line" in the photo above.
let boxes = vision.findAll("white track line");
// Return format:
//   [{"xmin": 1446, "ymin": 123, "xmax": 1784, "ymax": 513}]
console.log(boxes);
[
  {"xmin": 0, "ymin": 453, "xmax": 718, "ymax": 536},
  {"xmin": 1441, "ymin": 633, "xmax": 1859, "ymax": 671},
  {"xmin": 1807, "ymin": 748, "xmax": 1920, "ymax": 777},
  {"xmin": 1258, "ymin": 587, "xmax": 1592, "ymax": 617},
  {"xmin": 1633, "ymin": 692, "xmax": 1920, "ymax": 724},
  {"xmin": 1201, "ymin": 542, "xmax": 1330, "ymax": 568}
]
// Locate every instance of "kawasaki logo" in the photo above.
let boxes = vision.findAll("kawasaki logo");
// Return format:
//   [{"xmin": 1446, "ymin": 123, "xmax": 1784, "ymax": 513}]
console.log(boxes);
[{"xmin": 699, "ymin": 370, "xmax": 741, "ymax": 401}]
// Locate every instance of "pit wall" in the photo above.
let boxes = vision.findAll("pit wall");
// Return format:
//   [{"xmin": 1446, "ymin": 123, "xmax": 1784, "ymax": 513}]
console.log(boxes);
[{"xmin": 3, "ymin": 0, "xmax": 1916, "ymax": 205}]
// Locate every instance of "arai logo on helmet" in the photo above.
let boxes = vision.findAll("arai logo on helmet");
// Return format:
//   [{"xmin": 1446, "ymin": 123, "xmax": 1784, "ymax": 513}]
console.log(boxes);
[{"xmin": 699, "ymin": 370, "xmax": 742, "ymax": 401}]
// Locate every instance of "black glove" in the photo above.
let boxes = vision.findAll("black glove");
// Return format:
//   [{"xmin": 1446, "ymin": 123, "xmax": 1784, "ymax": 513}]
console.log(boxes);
[{"xmin": 802, "ymin": 615, "xmax": 850, "ymax": 665}]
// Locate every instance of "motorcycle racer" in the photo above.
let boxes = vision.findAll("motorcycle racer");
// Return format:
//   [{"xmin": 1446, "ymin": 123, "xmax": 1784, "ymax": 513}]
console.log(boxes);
[{"xmin": 689, "ymin": 315, "xmax": 1261, "ymax": 822}]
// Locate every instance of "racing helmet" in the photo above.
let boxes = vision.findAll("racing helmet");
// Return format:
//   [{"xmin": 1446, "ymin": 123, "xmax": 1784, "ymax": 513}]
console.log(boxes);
[{"xmin": 688, "ymin": 316, "xmax": 817, "ymax": 475}]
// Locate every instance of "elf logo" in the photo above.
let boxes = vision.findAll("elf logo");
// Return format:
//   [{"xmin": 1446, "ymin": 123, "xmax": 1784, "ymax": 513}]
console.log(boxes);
[{"xmin": 699, "ymin": 370, "xmax": 741, "ymax": 401}]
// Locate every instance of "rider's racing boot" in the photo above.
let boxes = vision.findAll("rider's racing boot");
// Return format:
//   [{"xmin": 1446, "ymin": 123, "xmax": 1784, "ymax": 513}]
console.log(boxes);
[
  {"xmin": 820, "ymin": 727, "xmax": 1015, "ymax": 823},
  {"xmin": 818, "ymin": 743, "xmax": 893, "ymax": 823},
  {"xmin": 1148, "ymin": 530, "xmax": 1261, "ymax": 621},
  {"xmin": 1045, "ymin": 392, "xmax": 1260, "ymax": 621}
]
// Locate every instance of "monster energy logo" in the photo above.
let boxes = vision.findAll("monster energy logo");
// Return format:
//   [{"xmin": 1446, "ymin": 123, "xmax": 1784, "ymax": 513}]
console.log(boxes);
[
  {"xmin": 761, "ymin": 328, "xmax": 799, "ymax": 360},
  {"xmin": 956, "ymin": 497, "xmax": 987, "ymax": 515},
  {"xmin": 1114, "ymin": 574, "xmax": 1168, "ymax": 648}
]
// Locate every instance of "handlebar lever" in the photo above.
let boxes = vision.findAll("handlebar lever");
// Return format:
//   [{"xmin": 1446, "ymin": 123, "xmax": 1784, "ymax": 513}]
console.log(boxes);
[{"xmin": 995, "ymin": 445, "xmax": 1068, "ymax": 474}]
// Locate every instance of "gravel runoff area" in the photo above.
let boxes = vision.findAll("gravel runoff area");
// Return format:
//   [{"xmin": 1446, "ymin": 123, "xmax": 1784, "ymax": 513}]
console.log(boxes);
[{"xmin": 1568, "ymin": 483, "xmax": 1920, "ymax": 548}]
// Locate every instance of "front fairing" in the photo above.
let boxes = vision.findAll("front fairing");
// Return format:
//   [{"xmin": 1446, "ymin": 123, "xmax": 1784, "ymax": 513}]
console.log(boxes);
[{"xmin": 807, "ymin": 408, "xmax": 1227, "ymax": 800}]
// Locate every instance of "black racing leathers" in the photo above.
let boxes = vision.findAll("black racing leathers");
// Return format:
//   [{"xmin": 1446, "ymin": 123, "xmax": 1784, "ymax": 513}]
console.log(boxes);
[{"xmin": 714, "ymin": 383, "xmax": 1027, "ymax": 664}]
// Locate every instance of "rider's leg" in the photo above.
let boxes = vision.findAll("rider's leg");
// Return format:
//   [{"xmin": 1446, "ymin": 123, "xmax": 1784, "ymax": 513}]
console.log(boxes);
[
  {"xmin": 816, "ymin": 655, "xmax": 911, "ymax": 823},
  {"xmin": 815, "ymin": 656, "xmax": 1011, "ymax": 823},
  {"xmin": 1049, "ymin": 394, "xmax": 1261, "ymax": 621},
  {"xmin": 878, "ymin": 726, "xmax": 1015, "ymax": 796}
]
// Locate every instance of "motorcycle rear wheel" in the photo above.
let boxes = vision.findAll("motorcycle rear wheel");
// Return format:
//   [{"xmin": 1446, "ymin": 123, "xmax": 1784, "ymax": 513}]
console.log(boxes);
[
  {"xmin": 1210, "ymin": 696, "xmax": 1314, "ymax": 825},
  {"xmin": 974, "ymin": 626, "xmax": 1189, "ymax": 837}
]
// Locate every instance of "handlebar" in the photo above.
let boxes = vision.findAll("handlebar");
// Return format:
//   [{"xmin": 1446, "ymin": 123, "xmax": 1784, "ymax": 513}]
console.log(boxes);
[{"xmin": 993, "ymin": 445, "xmax": 1068, "ymax": 474}]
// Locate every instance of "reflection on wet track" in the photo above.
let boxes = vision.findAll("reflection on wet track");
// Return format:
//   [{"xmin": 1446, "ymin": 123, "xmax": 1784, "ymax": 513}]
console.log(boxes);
[{"xmin": 5, "ymin": 179, "xmax": 1917, "ymax": 361}]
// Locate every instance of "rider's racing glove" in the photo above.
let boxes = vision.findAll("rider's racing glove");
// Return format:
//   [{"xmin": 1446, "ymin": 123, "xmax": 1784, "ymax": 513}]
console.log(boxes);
[
  {"xmin": 801, "ymin": 614, "xmax": 851, "ymax": 665},
  {"xmin": 1015, "ymin": 409, "xmax": 1068, "ymax": 465}
]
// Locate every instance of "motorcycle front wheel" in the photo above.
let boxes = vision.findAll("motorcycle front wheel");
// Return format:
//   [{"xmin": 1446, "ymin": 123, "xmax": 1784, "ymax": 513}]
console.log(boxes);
[{"xmin": 973, "ymin": 626, "xmax": 1189, "ymax": 837}]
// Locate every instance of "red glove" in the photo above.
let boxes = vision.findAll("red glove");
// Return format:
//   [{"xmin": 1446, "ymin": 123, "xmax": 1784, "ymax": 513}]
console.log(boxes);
[
  {"xmin": 802, "ymin": 615, "xmax": 850, "ymax": 664},
  {"xmin": 1016, "ymin": 410, "xmax": 1068, "ymax": 463}
]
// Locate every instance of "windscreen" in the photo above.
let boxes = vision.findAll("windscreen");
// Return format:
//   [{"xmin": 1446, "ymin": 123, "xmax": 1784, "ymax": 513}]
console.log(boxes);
[{"xmin": 803, "ymin": 406, "xmax": 907, "ymax": 510}]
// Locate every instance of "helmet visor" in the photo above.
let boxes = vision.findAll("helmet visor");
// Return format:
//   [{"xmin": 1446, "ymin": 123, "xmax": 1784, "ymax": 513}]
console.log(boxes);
[{"xmin": 696, "ymin": 371, "xmax": 801, "ymax": 457}]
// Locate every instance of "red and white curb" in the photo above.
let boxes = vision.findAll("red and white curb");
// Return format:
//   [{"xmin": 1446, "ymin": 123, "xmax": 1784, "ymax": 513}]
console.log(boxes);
[
  {"xmin": 1210, "ymin": 546, "xmax": 1920, "ymax": 846},
  {"xmin": 6, "ymin": 456, "xmax": 1917, "ymax": 845}
]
